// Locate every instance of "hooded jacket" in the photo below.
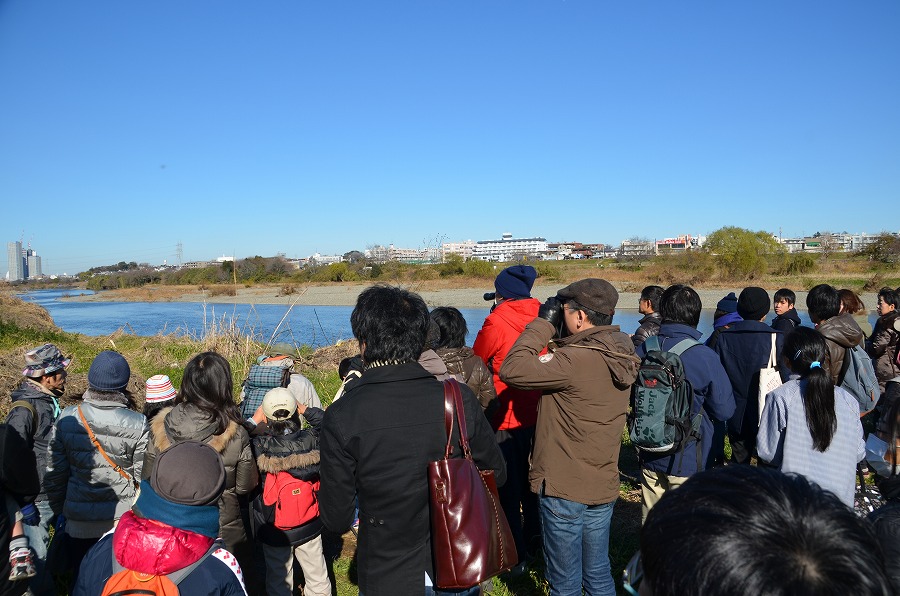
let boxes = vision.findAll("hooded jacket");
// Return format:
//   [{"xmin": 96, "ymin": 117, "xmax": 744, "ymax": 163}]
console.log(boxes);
[
  {"xmin": 6, "ymin": 379, "xmax": 60, "ymax": 500},
  {"xmin": 817, "ymin": 313, "xmax": 866, "ymax": 386},
  {"xmin": 500, "ymin": 318, "xmax": 640, "ymax": 505},
  {"xmin": 250, "ymin": 407, "xmax": 324, "ymax": 547},
  {"xmin": 44, "ymin": 390, "xmax": 148, "ymax": 538},
  {"xmin": 771, "ymin": 308, "xmax": 802, "ymax": 333},
  {"xmin": 142, "ymin": 403, "xmax": 259, "ymax": 550},
  {"xmin": 473, "ymin": 297, "xmax": 542, "ymax": 430},
  {"xmin": 869, "ymin": 310, "xmax": 900, "ymax": 392},
  {"xmin": 434, "ymin": 346, "xmax": 497, "ymax": 415},
  {"xmin": 72, "ymin": 511, "xmax": 246, "ymax": 596}
]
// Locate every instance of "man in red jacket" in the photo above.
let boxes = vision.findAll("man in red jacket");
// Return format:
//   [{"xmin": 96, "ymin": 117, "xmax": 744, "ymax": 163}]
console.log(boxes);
[{"xmin": 473, "ymin": 264, "xmax": 542, "ymax": 566}]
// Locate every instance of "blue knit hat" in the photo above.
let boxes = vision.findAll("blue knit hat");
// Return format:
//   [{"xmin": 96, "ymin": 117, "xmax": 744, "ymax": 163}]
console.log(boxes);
[
  {"xmin": 716, "ymin": 292, "xmax": 739, "ymax": 314},
  {"xmin": 494, "ymin": 265, "xmax": 537, "ymax": 299},
  {"xmin": 87, "ymin": 351, "xmax": 131, "ymax": 391}
]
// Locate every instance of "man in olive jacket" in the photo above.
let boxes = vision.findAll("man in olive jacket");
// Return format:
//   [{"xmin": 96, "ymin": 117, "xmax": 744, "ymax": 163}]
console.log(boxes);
[{"xmin": 500, "ymin": 279, "xmax": 639, "ymax": 596}]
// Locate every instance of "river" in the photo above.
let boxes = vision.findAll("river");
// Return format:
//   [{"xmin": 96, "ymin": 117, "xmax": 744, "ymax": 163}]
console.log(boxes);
[{"xmin": 17, "ymin": 289, "xmax": 820, "ymax": 349}]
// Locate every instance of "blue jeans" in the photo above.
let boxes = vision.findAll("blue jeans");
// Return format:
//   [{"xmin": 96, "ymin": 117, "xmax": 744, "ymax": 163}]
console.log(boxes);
[
  {"xmin": 539, "ymin": 490, "xmax": 616, "ymax": 596},
  {"xmin": 22, "ymin": 499, "xmax": 55, "ymax": 596}
]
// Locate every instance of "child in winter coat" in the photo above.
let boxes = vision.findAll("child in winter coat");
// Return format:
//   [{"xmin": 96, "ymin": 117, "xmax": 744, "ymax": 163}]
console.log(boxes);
[{"xmin": 249, "ymin": 388, "xmax": 331, "ymax": 596}]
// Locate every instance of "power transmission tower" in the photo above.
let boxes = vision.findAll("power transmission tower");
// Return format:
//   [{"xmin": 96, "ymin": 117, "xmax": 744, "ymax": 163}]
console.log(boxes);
[{"xmin": 176, "ymin": 242, "xmax": 183, "ymax": 265}]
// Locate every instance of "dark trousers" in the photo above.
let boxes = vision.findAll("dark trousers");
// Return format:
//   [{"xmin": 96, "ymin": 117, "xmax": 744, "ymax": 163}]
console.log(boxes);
[
  {"xmin": 496, "ymin": 426, "xmax": 541, "ymax": 560},
  {"xmin": 728, "ymin": 434, "xmax": 755, "ymax": 465}
]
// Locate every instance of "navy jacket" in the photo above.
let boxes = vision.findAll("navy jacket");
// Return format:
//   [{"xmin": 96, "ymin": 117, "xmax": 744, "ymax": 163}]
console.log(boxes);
[
  {"xmin": 712, "ymin": 320, "xmax": 788, "ymax": 439},
  {"xmin": 771, "ymin": 308, "xmax": 802, "ymax": 333},
  {"xmin": 635, "ymin": 324, "xmax": 735, "ymax": 477}
]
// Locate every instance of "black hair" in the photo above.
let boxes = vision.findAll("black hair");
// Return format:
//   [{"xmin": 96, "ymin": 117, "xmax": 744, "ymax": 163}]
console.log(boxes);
[
  {"xmin": 806, "ymin": 284, "xmax": 840, "ymax": 323},
  {"xmin": 878, "ymin": 287, "xmax": 898, "ymax": 308},
  {"xmin": 564, "ymin": 299, "xmax": 612, "ymax": 327},
  {"xmin": 350, "ymin": 285, "xmax": 429, "ymax": 365},
  {"xmin": 640, "ymin": 285, "xmax": 665, "ymax": 312},
  {"xmin": 143, "ymin": 395, "xmax": 181, "ymax": 420},
  {"xmin": 659, "ymin": 284, "xmax": 702, "ymax": 328},
  {"xmin": 266, "ymin": 413, "xmax": 301, "ymax": 437},
  {"xmin": 338, "ymin": 356, "xmax": 364, "ymax": 381},
  {"xmin": 785, "ymin": 327, "xmax": 836, "ymax": 452},
  {"xmin": 774, "ymin": 288, "xmax": 796, "ymax": 306},
  {"xmin": 429, "ymin": 307, "xmax": 468, "ymax": 350},
  {"xmin": 641, "ymin": 465, "xmax": 892, "ymax": 596},
  {"xmin": 180, "ymin": 351, "xmax": 242, "ymax": 435}
]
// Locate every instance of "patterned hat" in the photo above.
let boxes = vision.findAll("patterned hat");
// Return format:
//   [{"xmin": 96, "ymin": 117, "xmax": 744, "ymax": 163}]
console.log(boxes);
[
  {"xmin": 22, "ymin": 344, "xmax": 71, "ymax": 378},
  {"xmin": 145, "ymin": 375, "xmax": 178, "ymax": 404}
]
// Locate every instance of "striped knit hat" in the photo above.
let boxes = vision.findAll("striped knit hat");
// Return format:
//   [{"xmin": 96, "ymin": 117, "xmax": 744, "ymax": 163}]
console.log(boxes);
[{"xmin": 145, "ymin": 374, "xmax": 178, "ymax": 404}]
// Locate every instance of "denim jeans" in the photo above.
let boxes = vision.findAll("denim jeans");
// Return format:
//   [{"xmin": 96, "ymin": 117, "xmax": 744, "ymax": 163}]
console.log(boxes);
[
  {"xmin": 22, "ymin": 499, "xmax": 55, "ymax": 596},
  {"xmin": 539, "ymin": 490, "xmax": 616, "ymax": 596}
]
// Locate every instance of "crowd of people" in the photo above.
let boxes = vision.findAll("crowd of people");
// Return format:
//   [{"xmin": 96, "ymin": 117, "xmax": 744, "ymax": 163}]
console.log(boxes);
[{"xmin": 1, "ymin": 271, "xmax": 900, "ymax": 596}]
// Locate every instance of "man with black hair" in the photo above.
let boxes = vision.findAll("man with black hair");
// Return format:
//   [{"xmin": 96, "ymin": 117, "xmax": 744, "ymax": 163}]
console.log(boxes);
[
  {"xmin": 632, "ymin": 285, "xmax": 664, "ymax": 347},
  {"xmin": 319, "ymin": 285, "xmax": 505, "ymax": 596},
  {"xmin": 712, "ymin": 287, "xmax": 787, "ymax": 464},
  {"xmin": 806, "ymin": 283, "xmax": 865, "ymax": 385},
  {"xmin": 772, "ymin": 287, "xmax": 802, "ymax": 332},
  {"xmin": 501, "ymin": 278, "xmax": 639, "ymax": 596},
  {"xmin": 634, "ymin": 285, "xmax": 734, "ymax": 521}
]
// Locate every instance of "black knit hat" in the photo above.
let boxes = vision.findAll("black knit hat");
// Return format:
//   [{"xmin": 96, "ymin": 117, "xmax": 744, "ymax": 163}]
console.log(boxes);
[
  {"xmin": 737, "ymin": 287, "xmax": 770, "ymax": 321},
  {"xmin": 87, "ymin": 351, "xmax": 130, "ymax": 391}
]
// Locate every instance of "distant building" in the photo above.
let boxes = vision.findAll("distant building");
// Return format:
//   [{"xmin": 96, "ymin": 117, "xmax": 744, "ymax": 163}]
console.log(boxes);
[
  {"xmin": 441, "ymin": 240, "xmax": 476, "ymax": 261},
  {"xmin": 619, "ymin": 239, "xmax": 655, "ymax": 258},
  {"xmin": 26, "ymin": 251, "xmax": 42, "ymax": 278},
  {"xmin": 473, "ymin": 233, "xmax": 547, "ymax": 262},
  {"xmin": 655, "ymin": 235, "xmax": 701, "ymax": 253},
  {"xmin": 6, "ymin": 242, "xmax": 24, "ymax": 281}
]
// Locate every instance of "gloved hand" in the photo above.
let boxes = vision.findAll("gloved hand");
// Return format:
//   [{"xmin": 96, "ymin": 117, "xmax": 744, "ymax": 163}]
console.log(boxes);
[
  {"xmin": 20, "ymin": 503, "xmax": 39, "ymax": 526},
  {"xmin": 54, "ymin": 514, "xmax": 66, "ymax": 533},
  {"xmin": 538, "ymin": 296, "xmax": 564, "ymax": 329}
]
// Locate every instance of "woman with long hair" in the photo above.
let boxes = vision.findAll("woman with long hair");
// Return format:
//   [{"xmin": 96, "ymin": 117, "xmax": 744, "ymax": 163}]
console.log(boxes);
[
  {"xmin": 757, "ymin": 327, "xmax": 865, "ymax": 507},
  {"xmin": 141, "ymin": 352, "xmax": 258, "ymax": 552}
]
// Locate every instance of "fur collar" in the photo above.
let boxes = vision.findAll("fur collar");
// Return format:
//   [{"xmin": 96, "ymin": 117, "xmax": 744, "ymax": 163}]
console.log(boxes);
[
  {"xmin": 256, "ymin": 450, "xmax": 320, "ymax": 474},
  {"xmin": 151, "ymin": 406, "xmax": 238, "ymax": 454}
]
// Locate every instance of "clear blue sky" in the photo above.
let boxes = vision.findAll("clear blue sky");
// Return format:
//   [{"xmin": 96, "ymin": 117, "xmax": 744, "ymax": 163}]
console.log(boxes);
[{"xmin": 1, "ymin": 1, "xmax": 898, "ymax": 275}]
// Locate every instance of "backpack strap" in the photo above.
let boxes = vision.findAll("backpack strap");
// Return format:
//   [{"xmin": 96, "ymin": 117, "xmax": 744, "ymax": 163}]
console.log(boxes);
[
  {"xmin": 667, "ymin": 338, "xmax": 701, "ymax": 356},
  {"xmin": 838, "ymin": 346, "xmax": 852, "ymax": 387},
  {"xmin": 8, "ymin": 401, "xmax": 37, "ymax": 436},
  {"xmin": 643, "ymin": 335, "xmax": 661, "ymax": 353}
]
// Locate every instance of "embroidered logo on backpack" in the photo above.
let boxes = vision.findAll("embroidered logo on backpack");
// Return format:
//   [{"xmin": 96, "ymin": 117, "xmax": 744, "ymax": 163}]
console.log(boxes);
[
  {"xmin": 262, "ymin": 471, "xmax": 320, "ymax": 530},
  {"xmin": 628, "ymin": 336, "xmax": 701, "ymax": 455}
]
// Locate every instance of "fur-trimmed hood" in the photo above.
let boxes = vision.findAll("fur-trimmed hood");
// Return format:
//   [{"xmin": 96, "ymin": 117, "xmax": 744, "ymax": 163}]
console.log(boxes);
[
  {"xmin": 256, "ymin": 450, "xmax": 320, "ymax": 474},
  {"xmin": 151, "ymin": 403, "xmax": 239, "ymax": 454},
  {"xmin": 252, "ymin": 427, "xmax": 320, "ymax": 480}
]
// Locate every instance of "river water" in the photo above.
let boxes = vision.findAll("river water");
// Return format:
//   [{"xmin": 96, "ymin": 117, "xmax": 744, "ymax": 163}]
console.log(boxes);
[{"xmin": 17, "ymin": 289, "xmax": 818, "ymax": 349}]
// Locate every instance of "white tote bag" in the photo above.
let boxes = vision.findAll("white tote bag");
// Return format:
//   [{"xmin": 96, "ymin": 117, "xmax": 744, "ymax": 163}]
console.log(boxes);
[{"xmin": 758, "ymin": 334, "xmax": 783, "ymax": 424}]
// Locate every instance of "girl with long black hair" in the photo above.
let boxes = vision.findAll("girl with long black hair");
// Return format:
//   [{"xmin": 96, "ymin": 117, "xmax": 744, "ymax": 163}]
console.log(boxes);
[{"xmin": 758, "ymin": 326, "xmax": 865, "ymax": 507}]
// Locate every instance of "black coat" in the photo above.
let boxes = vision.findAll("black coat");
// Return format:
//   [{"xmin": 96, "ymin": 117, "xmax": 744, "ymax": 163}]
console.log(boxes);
[
  {"xmin": 319, "ymin": 362, "xmax": 506, "ymax": 596},
  {"xmin": 870, "ymin": 475, "xmax": 900, "ymax": 595},
  {"xmin": 0, "ymin": 425, "xmax": 39, "ymax": 596}
]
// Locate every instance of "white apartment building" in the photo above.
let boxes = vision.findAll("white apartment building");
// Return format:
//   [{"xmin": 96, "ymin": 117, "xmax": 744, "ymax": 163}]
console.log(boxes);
[
  {"xmin": 441, "ymin": 240, "xmax": 476, "ymax": 261},
  {"xmin": 6, "ymin": 242, "xmax": 24, "ymax": 281},
  {"xmin": 472, "ymin": 233, "xmax": 548, "ymax": 262}
]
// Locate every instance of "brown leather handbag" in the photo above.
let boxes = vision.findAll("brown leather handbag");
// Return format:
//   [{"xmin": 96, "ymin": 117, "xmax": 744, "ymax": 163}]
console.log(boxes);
[{"xmin": 428, "ymin": 378, "xmax": 518, "ymax": 589}]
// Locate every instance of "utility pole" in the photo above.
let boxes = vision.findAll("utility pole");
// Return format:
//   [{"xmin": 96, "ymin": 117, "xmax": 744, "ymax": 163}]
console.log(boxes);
[{"xmin": 176, "ymin": 241, "xmax": 183, "ymax": 266}]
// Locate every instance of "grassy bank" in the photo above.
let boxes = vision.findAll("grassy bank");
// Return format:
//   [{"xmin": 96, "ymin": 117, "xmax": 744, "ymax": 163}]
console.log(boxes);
[{"xmin": 0, "ymin": 295, "xmax": 644, "ymax": 595}]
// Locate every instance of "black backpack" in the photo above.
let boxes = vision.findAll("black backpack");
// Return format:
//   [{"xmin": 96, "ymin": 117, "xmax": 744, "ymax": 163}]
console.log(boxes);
[{"xmin": 628, "ymin": 336, "xmax": 702, "ymax": 468}]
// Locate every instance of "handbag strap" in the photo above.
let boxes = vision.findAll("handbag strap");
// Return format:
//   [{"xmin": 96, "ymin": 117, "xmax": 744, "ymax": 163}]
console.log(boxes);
[
  {"xmin": 77, "ymin": 405, "xmax": 137, "ymax": 488},
  {"xmin": 442, "ymin": 378, "xmax": 473, "ymax": 461}
]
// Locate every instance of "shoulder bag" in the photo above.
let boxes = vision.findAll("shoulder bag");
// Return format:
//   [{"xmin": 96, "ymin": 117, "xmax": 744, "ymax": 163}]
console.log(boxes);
[
  {"xmin": 757, "ymin": 334, "xmax": 783, "ymax": 424},
  {"xmin": 77, "ymin": 405, "xmax": 139, "ymax": 491},
  {"xmin": 428, "ymin": 378, "xmax": 517, "ymax": 589}
]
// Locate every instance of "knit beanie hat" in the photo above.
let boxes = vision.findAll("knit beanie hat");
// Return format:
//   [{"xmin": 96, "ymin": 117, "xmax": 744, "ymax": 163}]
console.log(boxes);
[
  {"xmin": 87, "ymin": 351, "xmax": 130, "ymax": 391},
  {"xmin": 716, "ymin": 292, "xmax": 739, "ymax": 314},
  {"xmin": 145, "ymin": 374, "xmax": 178, "ymax": 404},
  {"xmin": 494, "ymin": 265, "xmax": 537, "ymax": 299},
  {"xmin": 737, "ymin": 287, "xmax": 771, "ymax": 321}
]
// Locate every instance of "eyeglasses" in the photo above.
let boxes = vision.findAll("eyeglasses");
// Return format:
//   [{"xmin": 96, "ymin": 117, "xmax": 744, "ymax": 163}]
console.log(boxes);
[{"xmin": 622, "ymin": 550, "xmax": 643, "ymax": 596}]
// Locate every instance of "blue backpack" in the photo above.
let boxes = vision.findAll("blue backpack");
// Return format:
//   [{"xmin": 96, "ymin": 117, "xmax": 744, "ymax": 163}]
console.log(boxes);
[{"xmin": 839, "ymin": 345, "xmax": 880, "ymax": 415}]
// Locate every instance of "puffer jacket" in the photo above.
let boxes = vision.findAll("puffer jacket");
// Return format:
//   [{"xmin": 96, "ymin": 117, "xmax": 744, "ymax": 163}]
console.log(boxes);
[
  {"xmin": 473, "ymin": 298, "xmax": 542, "ymax": 430},
  {"xmin": 632, "ymin": 312, "xmax": 662, "ymax": 347},
  {"xmin": 435, "ymin": 346, "xmax": 497, "ymax": 415},
  {"xmin": 250, "ymin": 407, "xmax": 324, "ymax": 547},
  {"xmin": 6, "ymin": 379, "xmax": 60, "ymax": 500},
  {"xmin": 500, "ymin": 318, "xmax": 640, "ymax": 505},
  {"xmin": 73, "ymin": 511, "xmax": 246, "ymax": 596},
  {"xmin": 142, "ymin": 403, "xmax": 259, "ymax": 550},
  {"xmin": 44, "ymin": 391, "xmax": 148, "ymax": 537},
  {"xmin": 870, "ymin": 475, "xmax": 900, "ymax": 595},
  {"xmin": 869, "ymin": 310, "xmax": 900, "ymax": 392},
  {"xmin": 817, "ymin": 313, "xmax": 866, "ymax": 385}
]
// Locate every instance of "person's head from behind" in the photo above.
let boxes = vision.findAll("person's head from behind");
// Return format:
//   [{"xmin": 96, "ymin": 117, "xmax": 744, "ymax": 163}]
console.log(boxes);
[
  {"xmin": 773, "ymin": 288, "xmax": 796, "ymax": 316},
  {"xmin": 143, "ymin": 374, "xmax": 180, "ymax": 419},
  {"xmin": 180, "ymin": 351, "xmax": 240, "ymax": 434},
  {"xmin": 737, "ymin": 286, "xmax": 770, "ymax": 322},
  {"xmin": 639, "ymin": 286, "xmax": 664, "ymax": 315},
  {"xmin": 713, "ymin": 292, "xmax": 738, "ymax": 324},
  {"xmin": 877, "ymin": 287, "xmax": 898, "ymax": 317},
  {"xmin": 806, "ymin": 284, "xmax": 841, "ymax": 325},
  {"xmin": 261, "ymin": 387, "xmax": 300, "ymax": 435},
  {"xmin": 493, "ymin": 265, "xmax": 537, "ymax": 301},
  {"xmin": 429, "ymin": 307, "xmax": 468, "ymax": 350},
  {"xmin": 22, "ymin": 343, "xmax": 71, "ymax": 395},
  {"xmin": 351, "ymin": 285, "xmax": 429, "ymax": 366},
  {"xmin": 637, "ymin": 465, "xmax": 891, "ymax": 596},
  {"xmin": 838, "ymin": 288, "xmax": 866, "ymax": 315},
  {"xmin": 659, "ymin": 284, "xmax": 701, "ymax": 329},
  {"xmin": 784, "ymin": 327, "xmax": 836, "ymax": 452}
]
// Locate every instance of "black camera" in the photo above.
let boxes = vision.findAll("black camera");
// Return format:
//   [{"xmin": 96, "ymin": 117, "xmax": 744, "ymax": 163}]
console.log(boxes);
[{"xmin": 483, "ymin": 292, "xmax": 496, "ymax": 301}]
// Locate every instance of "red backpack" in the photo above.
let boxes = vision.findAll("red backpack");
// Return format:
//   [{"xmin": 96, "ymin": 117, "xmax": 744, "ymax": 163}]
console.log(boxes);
[{"xmin": 262, "ymin": 471, "xmax": 320, "ymax": 530}]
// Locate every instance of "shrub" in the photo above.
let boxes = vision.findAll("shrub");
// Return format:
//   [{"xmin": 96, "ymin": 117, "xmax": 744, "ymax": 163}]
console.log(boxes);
[{"xmin": 463, "ymin": 259, "xmax": 495, "ymax": 278}]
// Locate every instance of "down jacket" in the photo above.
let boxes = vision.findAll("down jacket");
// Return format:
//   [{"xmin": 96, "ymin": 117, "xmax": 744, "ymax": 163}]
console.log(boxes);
[
  {"xmin": 250, "ymin": 407, "xmax": 324, "ymax": 547},
  {"xmin": 632, "ymin": 312, "xmax": 662, "ymax": 347},
  {"xmin": 44, "ymin": 391, "xmax": 148, "ymax": 537},
  {"xmin": 817, "ymin": 313, "xmax": 866, "ymax": 385},
  {"xmin": 142, "ymin": 403, "xmax": 259, "ymax": 550},
  {"xmin": 6, "ymin": 379, "xmax": 60, "ymax": 500},
  {"xmin": 869, "ymin": 311, "xmax": 900, "ymax": 392},
  {"xmin": 434, "ymin": 346, "xmax": 497, "ymax": 415}
]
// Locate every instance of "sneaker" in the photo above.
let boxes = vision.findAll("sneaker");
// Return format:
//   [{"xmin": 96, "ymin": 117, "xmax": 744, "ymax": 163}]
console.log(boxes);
[{"xmin": 8, "ymin": 547, "xmax": 36, "ymax": 581}]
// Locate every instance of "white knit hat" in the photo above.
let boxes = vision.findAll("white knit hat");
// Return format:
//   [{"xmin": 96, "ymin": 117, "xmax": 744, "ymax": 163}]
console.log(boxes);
[{"xmin": 145, "ymin": 374, "xmax": 178, "ymax": 404}]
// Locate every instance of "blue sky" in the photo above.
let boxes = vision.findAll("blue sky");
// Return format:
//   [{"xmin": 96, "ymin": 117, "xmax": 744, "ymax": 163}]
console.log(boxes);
[{"xmin": 1, "ymin": 1, "xmax": 898, "ymax": 275}]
